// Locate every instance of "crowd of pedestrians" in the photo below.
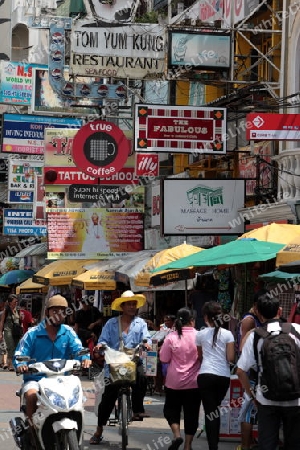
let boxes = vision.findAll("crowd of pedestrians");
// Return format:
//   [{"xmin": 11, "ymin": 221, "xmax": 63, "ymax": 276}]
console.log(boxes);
[{"xmin": 1, "ymin": 287, "xmax": 298, "ymax": 450}]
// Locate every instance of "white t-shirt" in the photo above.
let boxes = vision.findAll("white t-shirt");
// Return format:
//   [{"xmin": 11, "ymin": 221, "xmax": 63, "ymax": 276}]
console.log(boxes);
[
  {"xmin": 237, "ymin": 321, "xmax": 300, "ymax": 406},
  {"xmin": 196, "ymin": 327, "xmax": 234, "ymax": 377}
]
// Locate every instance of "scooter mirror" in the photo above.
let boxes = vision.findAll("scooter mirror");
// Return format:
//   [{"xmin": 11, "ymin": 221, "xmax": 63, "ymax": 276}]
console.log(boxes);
[
  {"xmin": 15, "ymin": 355, "xmax": 31, "ymax": 362},
  {"xmin": 75, "ymin": 348, "xmax": 90, "ymax": 357}
]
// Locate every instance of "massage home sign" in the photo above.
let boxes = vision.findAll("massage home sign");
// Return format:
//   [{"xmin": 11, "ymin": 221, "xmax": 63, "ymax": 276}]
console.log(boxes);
[{"xmin": 162, "ymin": 179, "xmax": 246, "ymax": 235}]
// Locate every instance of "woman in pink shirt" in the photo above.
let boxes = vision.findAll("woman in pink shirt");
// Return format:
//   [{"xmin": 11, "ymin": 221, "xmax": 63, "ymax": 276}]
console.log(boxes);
[{"xmin": 160, "ymin": 308, "xmax": 201, "ymax": 450}]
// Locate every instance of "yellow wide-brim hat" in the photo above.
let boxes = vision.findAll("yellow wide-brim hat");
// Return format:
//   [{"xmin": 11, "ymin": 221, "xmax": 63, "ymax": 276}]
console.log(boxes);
[{"xmin": 111, "ymin": 290, "xmax": 146, "ymax": 311}]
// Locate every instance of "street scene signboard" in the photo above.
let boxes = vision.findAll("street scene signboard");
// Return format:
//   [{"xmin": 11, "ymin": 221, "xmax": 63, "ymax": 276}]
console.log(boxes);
[
  {"xmin": 135, "ymin": 105, "xmax": 227, "ymax": 154},
  {"xmin": 162, "ymin": 179, "xmax": 245, "ymax": 235},
  {"xmin": 246, "ymin": 113, "xmax": 300, "ymax": 140},
  {"xmin": 70, "ymin": 22, "xmax": 165, "ymax": 79}
]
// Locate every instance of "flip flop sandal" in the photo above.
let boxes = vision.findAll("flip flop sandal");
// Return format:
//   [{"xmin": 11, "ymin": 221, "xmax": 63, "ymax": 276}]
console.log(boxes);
[
  {"xmin": 168, "ymin": 437, "xmax": 183, "ymax": 450},
  {"xmin": 89, "ymin": 434, "xmax": 103, "ymax": 445}
]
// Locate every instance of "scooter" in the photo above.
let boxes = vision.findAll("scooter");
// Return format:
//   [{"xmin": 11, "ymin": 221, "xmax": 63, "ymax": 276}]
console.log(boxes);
[{"xmin": 10, "ymin": 349, "xmax": 89, "ymax": 450}]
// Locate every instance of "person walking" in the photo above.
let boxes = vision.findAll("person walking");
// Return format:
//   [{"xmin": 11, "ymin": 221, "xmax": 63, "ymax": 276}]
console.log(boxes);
[
  {"xmin": 0, "ymin": 294, "xmax": 22, "ymax": 371},
  {"xmin": 236, "ymin": 293, "xmax": 300, "ymax": 450},
  {"xmin": 235, "ymin": 291, "xmax": 265, "ymax": 450},
  {"xmin": 159, "ymin": 307, "xmax": 201, "ymax": 450},
  {"xmin": 90, "ymin": 290, "xmax": 151, "ymax": 445},
  {"xmin": 196, "ymin": 301, "xmax": 235, "ymax": 450}
]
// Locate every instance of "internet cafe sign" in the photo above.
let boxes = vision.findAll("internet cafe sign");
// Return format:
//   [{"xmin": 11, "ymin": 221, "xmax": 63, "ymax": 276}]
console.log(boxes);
[{"xmin": 70, "ymin": 22, "xmax": 165, "ymax": 79}]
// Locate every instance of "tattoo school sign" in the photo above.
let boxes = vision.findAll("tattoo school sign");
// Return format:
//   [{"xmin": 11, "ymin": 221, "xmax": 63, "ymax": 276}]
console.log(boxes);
[{"xmin": 70, "ymin": 22, "xmax": 165, "ymax": 79}]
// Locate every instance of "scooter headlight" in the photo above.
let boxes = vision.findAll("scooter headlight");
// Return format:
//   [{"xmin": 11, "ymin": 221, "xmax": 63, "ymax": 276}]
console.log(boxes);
[
  {"xmin": 68, "ymin": 386, "xmax": 80, "ymax": 408},
  {"xmin": 44, "ymin": 388, "xmax": 67, "ymax": 409}
]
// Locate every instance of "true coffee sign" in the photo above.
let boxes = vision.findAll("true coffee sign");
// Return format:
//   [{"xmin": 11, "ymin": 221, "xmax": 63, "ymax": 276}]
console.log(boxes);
[{"xmin": 72, "ymin": 120, "xmax": 130, "ymax": 178}]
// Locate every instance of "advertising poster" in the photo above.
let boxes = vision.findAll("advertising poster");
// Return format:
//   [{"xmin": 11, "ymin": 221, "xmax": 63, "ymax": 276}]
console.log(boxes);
[
  {"xmin": 47, "ymin": 208, "xmax": 144, "ymax": 259},
  {"xmin": 2, "ymin": 113, "xmax": 82, "ymax": 154}
]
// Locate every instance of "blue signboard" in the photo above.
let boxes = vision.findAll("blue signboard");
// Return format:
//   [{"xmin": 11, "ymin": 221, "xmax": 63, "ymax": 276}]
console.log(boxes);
[
  {"xmin": 2, "ymin": 113, "xmax": 82, "ymax": 154},
  {"xmin": 3, "ymin": 209, "xmax": 47, "ymax": 236},
  {"xmin": 8, "ymin": 191, "xmax": 34, "ymax": 204}
]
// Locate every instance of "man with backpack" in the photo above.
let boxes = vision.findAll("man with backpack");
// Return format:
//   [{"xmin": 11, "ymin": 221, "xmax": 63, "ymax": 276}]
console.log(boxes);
[{"xmin": 236, "ymin": 293, "xmax": 300, "ymax": 450}]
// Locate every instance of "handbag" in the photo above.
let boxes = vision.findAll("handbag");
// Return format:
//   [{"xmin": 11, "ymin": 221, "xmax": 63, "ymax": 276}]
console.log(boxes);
[
  {"xmin": 12, "ymin": 322, "xmax": 23, "ymax": 338},
  {"xmin": 6, "ymin": 307, "xmax": 23, "ymax": 338}
]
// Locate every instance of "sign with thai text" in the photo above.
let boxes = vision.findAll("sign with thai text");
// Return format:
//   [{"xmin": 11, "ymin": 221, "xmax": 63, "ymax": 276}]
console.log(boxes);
[{"xmin": 162, "ymin": 179, "xmax": 245, "ymax": 235}]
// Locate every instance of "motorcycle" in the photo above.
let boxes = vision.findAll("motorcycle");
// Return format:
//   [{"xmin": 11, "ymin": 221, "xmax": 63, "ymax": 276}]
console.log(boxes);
[{"xmin": 10, "ymin": 349, "xmax": 89, "ymax": 450}]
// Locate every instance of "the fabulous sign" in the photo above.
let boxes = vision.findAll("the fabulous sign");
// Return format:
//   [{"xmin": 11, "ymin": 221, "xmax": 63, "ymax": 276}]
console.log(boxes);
[
  {"xmin": 70, "ymin": 22, "xmax": 165, "ymax": 79},
  {"xmin": 135, "ymin": 105, "xmax": 227, "ymax": 154}
]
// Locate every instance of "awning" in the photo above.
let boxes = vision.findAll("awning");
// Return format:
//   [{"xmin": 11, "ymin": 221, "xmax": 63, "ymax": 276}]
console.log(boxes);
[
  {"xmin": 32, "ymin": 259, "xmax": 98, "ymax": 286},
  {"xmin": 71, "ymin": 270, "xmax": 116, "ymax": 290},
  {"xmin": 15, "ymin": 242, "xmax": 47, "ymax": 258},
  {"xmin": 16, "ymin": 278, "xmax": 49, "ymax": 294}
]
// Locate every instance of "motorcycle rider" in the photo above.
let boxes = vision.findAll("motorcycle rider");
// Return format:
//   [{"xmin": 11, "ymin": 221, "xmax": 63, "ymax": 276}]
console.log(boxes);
[{"xmin": 13, "ymin": 295, "xmax": 91, "ymax": 427}]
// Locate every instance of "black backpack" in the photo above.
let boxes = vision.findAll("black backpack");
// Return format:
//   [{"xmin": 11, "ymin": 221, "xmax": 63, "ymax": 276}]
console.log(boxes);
[{"xmin": 253, "ymin": 323, "xmax": 300, "ymax": 401}]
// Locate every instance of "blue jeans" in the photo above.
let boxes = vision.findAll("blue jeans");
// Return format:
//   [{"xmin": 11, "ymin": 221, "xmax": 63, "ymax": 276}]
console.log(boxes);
[{"xmin": 258, "ymin": 403, "xmax": 300, "ymax": 450}]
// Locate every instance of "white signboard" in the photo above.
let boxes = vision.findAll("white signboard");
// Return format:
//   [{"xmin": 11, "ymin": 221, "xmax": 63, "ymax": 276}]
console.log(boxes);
[
  {"xmin": 70, "ymin": 22, "xmax": 165, "ymax": 79},
  {"xmin": 163, "ymin": 179, "xmax": 245, "ymax": 235}
]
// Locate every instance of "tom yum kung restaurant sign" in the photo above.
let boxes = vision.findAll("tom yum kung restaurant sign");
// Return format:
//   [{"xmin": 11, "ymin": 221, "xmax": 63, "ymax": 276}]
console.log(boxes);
[{"xmin": 70, "ymin": 22, "xmax": 165, "ymax": 79}]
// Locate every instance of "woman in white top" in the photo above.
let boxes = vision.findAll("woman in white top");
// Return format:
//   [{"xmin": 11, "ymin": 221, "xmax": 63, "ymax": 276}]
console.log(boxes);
[{"xmin": 196, "ymin": 301, "xmax": 235, "ymax": 450}]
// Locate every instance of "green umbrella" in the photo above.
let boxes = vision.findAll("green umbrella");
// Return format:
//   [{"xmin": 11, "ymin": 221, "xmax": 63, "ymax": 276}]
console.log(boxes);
[
  {"xmin": 258, "ymin": 270, "xmax": 300, "ymax": 282},
  {"xmin": 152, "ymin": 239, "xmax": 285, "ymax": 272}
]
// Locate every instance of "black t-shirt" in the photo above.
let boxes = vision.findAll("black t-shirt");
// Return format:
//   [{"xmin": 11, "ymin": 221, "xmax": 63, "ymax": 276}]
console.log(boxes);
[{"xmin": 75, "ymin": 306, "xmax": 103, "ymax": 337}]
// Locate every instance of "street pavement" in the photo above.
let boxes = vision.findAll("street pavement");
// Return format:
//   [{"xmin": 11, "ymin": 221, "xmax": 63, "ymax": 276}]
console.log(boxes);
[{"xmin": 0, "ymin": 369, "xmax": 238, "ymax": 450}]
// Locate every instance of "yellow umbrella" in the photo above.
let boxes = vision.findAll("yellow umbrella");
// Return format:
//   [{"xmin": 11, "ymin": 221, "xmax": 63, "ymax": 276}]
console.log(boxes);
[
  {"xmin": 134, "ymin": 243, "xmax": 204, "ymax": 287},
  {"xmin": 32, "ymin": 259, "xmax": 98, "ymax": 286},
  {"xmin": 239, "ymin": 223, "xmax": 300, "ymax": 244},
  {"xmin": 71, "ymin": 269, "xmax": 116, "ymax": 290},
  {"xmin": 16, "ymin": 278, "xmax": 49, "ymax": 294},
  {"xmin": 276, "ymin": 238, "xmax": 300, "ymax": 266}
]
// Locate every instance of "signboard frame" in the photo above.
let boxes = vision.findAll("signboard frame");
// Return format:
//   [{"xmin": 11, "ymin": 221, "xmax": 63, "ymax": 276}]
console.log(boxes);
[{"xmin": 162, "ymin": 178, "xmax": 245, "ymax": 235}]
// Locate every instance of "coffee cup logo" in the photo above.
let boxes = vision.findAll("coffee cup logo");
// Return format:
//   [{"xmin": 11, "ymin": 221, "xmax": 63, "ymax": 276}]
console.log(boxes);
[{"xmin": 84, "ymin": 133, "xmax": 117, "ymax": 166}]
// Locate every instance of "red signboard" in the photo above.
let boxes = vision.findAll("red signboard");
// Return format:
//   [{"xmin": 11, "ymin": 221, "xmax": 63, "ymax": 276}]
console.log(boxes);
[
  {"xmin": 72, "ymin": 120, "xmax": 130, "ymax": 178},
  {"xmin": 44, "ymin": 167, "xmax": 139, "ymax": 185},
  {"xmin": 135, "ymin": 153, "xmax": 159, "ymax": 177},
  {"xmin": 135, "ymin": 104, "xmax": 226, "ymax": 154},
  {"xmin": 246, "ymin": 113, "xmax": 300, "ymax": 140}
]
